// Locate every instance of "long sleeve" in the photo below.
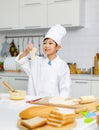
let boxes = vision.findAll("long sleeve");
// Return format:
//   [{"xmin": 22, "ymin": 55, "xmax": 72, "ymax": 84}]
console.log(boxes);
[
  {"xmin": 59, "ymin": 64, "xmax": 71, "ymax": 98},
  {"xmin": 15, "ymin": 53, "xmax": 30, "ymax": 76}
]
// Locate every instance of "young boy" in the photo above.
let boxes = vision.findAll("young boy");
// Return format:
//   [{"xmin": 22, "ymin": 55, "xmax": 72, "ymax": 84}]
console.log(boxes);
[{"xmin": 16, "ymin": 24, "xmax": 71, "ymax": 98}]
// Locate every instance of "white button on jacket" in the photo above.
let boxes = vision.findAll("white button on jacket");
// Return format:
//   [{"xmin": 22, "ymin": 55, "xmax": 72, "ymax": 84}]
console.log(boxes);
[{"xmin": 16, "ymin": 55, "xmax": 71, "ymax": 98}]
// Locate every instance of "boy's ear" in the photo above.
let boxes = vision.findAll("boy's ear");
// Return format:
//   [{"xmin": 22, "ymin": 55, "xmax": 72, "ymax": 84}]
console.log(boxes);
[{"xmin": 56, "ymin": 45, "xmax": 61, "ymax": 51}]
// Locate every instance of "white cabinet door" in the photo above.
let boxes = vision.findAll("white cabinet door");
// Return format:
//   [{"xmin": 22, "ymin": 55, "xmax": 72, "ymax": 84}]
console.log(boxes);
[
  {"xmin": 47, "ymin": 0, "xmax": 85, "ymax": 27},
  {"xmin": 0, "ymin": 76, "xmax": 9, "ymax": 93},
  {"xmin": 8, "ymin": 77, "xmax": 28, "ymax": 92},
  {"xmin": 71, "ymin": 79, "xmax": 91, "ymax": 98},
  {"xmin": 20, "ymin": 0, "xmax": 47, "ymax": 28},
  {"xmin": 0, "ymin": 0, "xmax": 19, "ymax": 30},
  {"xmin": 91, "ymin": 80, "xmax": 99, "ymax": 97}
]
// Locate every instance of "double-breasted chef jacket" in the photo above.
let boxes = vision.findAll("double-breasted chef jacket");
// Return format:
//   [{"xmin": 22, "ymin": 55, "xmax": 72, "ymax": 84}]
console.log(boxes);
[{"xmin": 16, "ymin": 54, "xmax": 71, "ymax": 98}]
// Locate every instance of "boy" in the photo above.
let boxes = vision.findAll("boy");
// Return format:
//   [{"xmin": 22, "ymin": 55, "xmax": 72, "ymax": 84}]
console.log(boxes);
[{"xmin": 16, "ymin": 24, "xmax": 71, "ymax": 97}]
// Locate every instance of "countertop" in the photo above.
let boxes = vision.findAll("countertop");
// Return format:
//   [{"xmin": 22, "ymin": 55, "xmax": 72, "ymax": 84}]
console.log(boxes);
[
  {"xmin": 0, "ymin": 71, "xmax": 99, "ymax": 80},
  {"xmin": 71, "ymin": 74, "xmax": 99, "ymax": 81},
  {"xmin": 0, "ymin": 93, "xmax": 35, "ymax": 130},
  {"xmin": 0, "ymin": 93, "xmax": 99, "ymax": 130},
  {"xmin": 0, "ymin": 71, "xmax": 28, "ymax": 77}
]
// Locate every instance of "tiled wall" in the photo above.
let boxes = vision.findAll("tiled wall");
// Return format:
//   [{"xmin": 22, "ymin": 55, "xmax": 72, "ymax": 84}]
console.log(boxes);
[{"xmin": 0, "ymin": 0, "xmax": 99, "ymax": 69}]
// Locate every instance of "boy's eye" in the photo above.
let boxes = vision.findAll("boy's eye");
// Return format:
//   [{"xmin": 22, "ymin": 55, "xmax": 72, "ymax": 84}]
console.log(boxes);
[
  {"xmin": 43, "ymin": 42, "xmax": 46, "ymax": 45},
  {"xmin": 43, "ymin": 42, "xmax": 52, "ymax": 45},
  {"xmin": 49, "ymin": 42, "xmax": 53, "ymax": 44}
]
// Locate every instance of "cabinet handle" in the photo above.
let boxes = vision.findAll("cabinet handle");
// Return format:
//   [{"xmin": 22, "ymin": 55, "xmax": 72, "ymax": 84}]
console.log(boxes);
[
  {"xmin": 0, "ymin": 27, "xmax": 12, "ymax": 30},
  {"xmin": 24, "ymin": 26, "xmax": 40, "ymax": 29},
  {"xmin": 15, "ymin": 78, "xmax": 28, "ymax": 81},
  {"xmin": 24, "ymin": 3, "xmax": 40, "ymax": 6},
  {"xmin": 75, "ymin": 81, "xmax": 89, "ymax": 84},
  {"xmin": 54, "ymin": 0, "xmax": 72, "ymax": 3},
  {"xmin": 62, "ymin": 24, "xmax": 72, "ymax": 26}
]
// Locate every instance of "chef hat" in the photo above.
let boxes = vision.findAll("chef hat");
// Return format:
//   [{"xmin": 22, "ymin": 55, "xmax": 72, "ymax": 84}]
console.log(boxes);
[{"xmin": 44, "ymin": 24, "xmax": 67, "ymax": 45}]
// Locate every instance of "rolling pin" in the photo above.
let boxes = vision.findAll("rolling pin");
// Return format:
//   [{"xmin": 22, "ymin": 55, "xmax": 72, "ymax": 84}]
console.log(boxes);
[{"xmin": 79, "ymin": 96, "xmax": 96, "ymax": 104}]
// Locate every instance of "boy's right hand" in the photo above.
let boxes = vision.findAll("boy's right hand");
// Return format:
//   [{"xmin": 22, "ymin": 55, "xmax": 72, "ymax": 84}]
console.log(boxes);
[
  {"xmin": 25, "ymin": 43, "xmax": 34, "ymax": 53},
  {"xmin": 19, "ymin": 43, "xmax": 34, "ymax": 60}
]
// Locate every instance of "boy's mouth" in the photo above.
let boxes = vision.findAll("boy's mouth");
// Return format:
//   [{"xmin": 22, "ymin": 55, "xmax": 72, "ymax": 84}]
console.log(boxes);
[{"xmin": 44, "ymin": 48, "xmax": 51, "ymax": 52}]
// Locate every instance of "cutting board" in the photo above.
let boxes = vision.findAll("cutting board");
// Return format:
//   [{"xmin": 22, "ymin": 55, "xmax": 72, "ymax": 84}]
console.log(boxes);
[
  {"xmin": 17, "ymin": 119, "xmax": 76, "ymax": 130},
  {"xmin": 28, "ymin": 97, "xmax": 81, "ymax": 109},
  {"xmin": 28, "ymin": 97, "xmax": 99, "ymax": 111}
]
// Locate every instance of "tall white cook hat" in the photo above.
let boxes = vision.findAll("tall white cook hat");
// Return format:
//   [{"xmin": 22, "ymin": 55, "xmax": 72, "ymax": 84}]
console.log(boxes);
[{"xmin": 44, "ymin": 24, "xmax": 67, "ymax": 45}]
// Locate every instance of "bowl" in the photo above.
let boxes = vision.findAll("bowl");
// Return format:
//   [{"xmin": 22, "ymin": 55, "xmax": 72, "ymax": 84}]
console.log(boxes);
[{"xmin": 9, "ymin": 90, "xmax": 26, "ymax": 100}]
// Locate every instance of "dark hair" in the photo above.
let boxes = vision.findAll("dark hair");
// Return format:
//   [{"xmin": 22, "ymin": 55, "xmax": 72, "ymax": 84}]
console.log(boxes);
[{"xmin": 43, "ymin": 38, "xmax": 58, "ymax": 46}]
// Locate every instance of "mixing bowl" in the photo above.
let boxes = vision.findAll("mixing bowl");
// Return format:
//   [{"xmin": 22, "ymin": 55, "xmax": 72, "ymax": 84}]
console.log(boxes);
[{"xmin": 9, "ymin": 90, "xmax": 26, "ymax": 100}]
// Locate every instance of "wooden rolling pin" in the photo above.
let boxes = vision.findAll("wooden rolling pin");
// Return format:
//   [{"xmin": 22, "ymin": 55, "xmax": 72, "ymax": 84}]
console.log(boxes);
[{"xmin": 79, "ymin": 96, "xmax": 96, "ymax": 104}]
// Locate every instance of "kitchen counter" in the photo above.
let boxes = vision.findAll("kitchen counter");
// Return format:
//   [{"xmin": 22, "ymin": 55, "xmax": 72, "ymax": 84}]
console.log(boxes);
[
  {"xmin": 0, "ymin": 71, "xmax": 28, "ymax": 77},
  {"xmin": 71, "ymin": 74, "xmax": 99, "ymax": 81},
  {"xmin": 0, "ymin": 93, "xmax": 34, "ymax": 130},
  {"xmin": 0, "ymin": 71, "xmax": 99, "ymax": 80},
  {"xmin": 0, "ymin": 93, "xmax": 99, "ymax": 130},
  {"xmin": 0, "ymin": 72, "xmax": 99, "ymax": 97}
]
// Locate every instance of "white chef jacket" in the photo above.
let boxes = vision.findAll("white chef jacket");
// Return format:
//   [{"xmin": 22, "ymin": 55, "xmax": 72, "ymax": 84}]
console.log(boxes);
[{"xmin": 15, "ymin": 54, "xmax": 71, "ymax": 98}]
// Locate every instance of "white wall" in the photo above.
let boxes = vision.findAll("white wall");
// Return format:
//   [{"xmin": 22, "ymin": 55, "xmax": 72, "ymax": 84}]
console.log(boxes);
[
  {"xmin": 0, "ymin": 0, "xmax": 99, "ymax": 69},
  {"xmin": 59, "ymin": 0, "xmax": 99, "ymax": 69}
]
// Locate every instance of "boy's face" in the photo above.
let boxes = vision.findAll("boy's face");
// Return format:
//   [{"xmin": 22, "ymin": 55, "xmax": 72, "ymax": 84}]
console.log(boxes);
[{"xmin": 42, "ymin": 38, "xmax": 61, "ymax": 56}]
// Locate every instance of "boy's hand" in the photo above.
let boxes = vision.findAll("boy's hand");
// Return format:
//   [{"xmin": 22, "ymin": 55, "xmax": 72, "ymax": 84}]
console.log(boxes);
[
  {"xmin": 19, "ymin": 44, "xmax": 34, "ymax": 60},
  {"xmin": 30, "ymin": 47, "xmax": 37, "ymax": 60},
  {"xmin": 25, "ymin": 43, "xmax": 34, "ymax": 53}
]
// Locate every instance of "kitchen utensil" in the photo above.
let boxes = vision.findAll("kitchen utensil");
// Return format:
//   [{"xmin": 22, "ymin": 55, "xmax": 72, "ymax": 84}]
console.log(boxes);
[
  {"xmin": 2, "ymin": 81, "xmax": 26, "ymax": 100},
  {"xmin": 38, "ymin": 37, "xmax": 44, "ymax": 57},
  {"xmin": 22, "ymin": 38, "xmax": 24, "ymax": 51},
  {"xmin": 17, "ymin": 38, "xmax": 20, "ymax": 52},
  {"xmin": 0, "ymin": 40, "xmax": 10, "ymax": 57},
  {"xmin": 9, "ymin": 90, "xmax": 26, "ymax": 100},
  {"xmin": 29, "ymin": 96, "xmax": 99, "ymax": 112},
  {"xmin": 2, "ymin": 81, "xmax": 15, "ymax": 92}
]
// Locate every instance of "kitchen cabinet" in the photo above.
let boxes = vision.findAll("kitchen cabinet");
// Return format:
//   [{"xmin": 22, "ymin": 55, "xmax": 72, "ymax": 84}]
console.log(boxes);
[
  {"xmin": 0, "ymin": 76, "xmax": 9, "ymax": 93},
  {"xmin": 19, "ymin": 0, "xmax": 47, "ymax": 28},
  {"xmin": 0, "ymin": 0, "xmax": 19, "ymax": 30},
  {"xmin": 0, "ymin": 75, "xmax": 28, "ymax": 93},
  {"xmin": 19, "ymin": 0, "xmax": 85, "ymax": 29},
  {"xmin": 47, "ymin": 0, "xmax": 85, "ymax": 27},
  {"xmin": 0, "ymin": 0, "xmax": 85, "ymax": 30},
  {"xmin": 8, "ymin": 76, "xmax": 28, "ymax": 92},
  {"xmin": 91, "ymin": 80, "xmax": 99, "ymax": 97},
  {"xmin": 71, "ymin": 79, "xmax": 91, "ymax": 98}
]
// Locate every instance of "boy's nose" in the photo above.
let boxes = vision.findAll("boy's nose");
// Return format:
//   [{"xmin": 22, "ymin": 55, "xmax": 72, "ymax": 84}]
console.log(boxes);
[{"xmin": 45, "ymin": 43, "xmax": 49, "ymax": 47}]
